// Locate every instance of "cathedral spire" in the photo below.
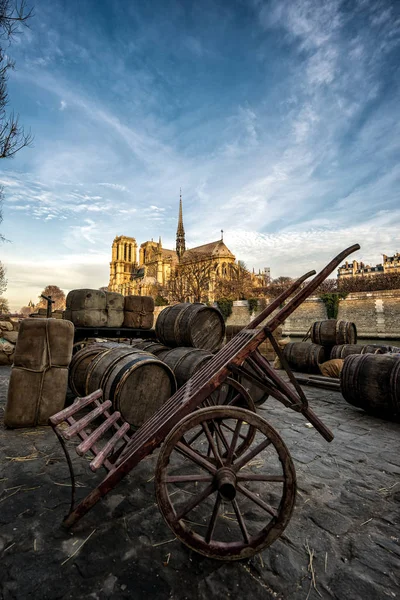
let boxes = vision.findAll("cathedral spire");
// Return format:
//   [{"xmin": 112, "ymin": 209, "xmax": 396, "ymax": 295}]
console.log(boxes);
[{"xmin": 176, "ymin": 188, "xmax": 186, "ymax": 260}]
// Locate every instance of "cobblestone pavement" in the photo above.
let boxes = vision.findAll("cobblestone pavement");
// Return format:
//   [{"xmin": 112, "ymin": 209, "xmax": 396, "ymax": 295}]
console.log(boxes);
[{"xmin": 0, "ymin": 365, "xmax": 399, "ymax": 600}]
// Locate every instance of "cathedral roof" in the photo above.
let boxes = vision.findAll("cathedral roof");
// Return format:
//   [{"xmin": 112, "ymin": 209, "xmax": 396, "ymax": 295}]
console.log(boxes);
[
  {"xmin": 183, "ymin": 240, "xmax": 235, "ymax": 259},
  {"xmin": 161, "ymin": 248, "xmax": 178, "ymax": 261}
]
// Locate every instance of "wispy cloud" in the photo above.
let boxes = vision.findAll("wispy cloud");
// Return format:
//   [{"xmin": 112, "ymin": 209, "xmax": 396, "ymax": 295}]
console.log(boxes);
[
  {"xmin": 99, "ymin": 182, "xmax": 128, "ymax": 192},
  {"xmin": 2, "ymin": 0, "xmax": 399, "ymax": 309}
]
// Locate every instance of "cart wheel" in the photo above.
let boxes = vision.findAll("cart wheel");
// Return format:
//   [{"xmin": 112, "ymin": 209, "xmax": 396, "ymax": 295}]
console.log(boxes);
[
  {"xmin": 194, "ymin": 379, "xmax": 256, "ymax": 458},
  {"xmin": 206, "ymin": 377, "xmax": 256, "ymax": 411},
  {"xmin": 155, "ymin": 406, "xmax": 296, "ymax": 561}
]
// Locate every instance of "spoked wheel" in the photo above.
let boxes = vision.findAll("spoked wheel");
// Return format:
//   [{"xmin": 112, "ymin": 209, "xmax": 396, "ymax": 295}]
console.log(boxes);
[
  {"xmin": 193, "ymin": 379, "xmax": 256, "ymax": 458},
  {"xmin": 206, "ymin": 377, "xmax": 255, "ymax": 411},
  {"xmin": 155, "ymin": 406, "xmax": 296, "ymax": 560}
]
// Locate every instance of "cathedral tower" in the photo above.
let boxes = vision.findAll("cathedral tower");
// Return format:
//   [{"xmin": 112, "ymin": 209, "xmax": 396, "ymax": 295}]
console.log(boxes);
[
  {"xmin": 109, "ymin": 235, "xmax": 138, "ymax": 293},
  {"xmin": 176, "ymin": 189, "xmax": 186, "ymax": 260}
]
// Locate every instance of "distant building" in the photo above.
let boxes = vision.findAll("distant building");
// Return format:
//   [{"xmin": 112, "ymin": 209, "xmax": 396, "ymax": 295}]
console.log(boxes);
[
  {"xmin": 338, "ymin": 253, "xmax": 400, "ymax": 278},
  {"xmin": 108, "ymin": 193, "xmax": 266, "ymax": 301}
]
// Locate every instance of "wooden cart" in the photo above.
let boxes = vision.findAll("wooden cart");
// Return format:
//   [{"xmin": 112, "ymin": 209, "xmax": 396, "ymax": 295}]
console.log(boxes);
[{"xmin": 50, "ymin": 244, "xmax": 359, "ymax": 561}]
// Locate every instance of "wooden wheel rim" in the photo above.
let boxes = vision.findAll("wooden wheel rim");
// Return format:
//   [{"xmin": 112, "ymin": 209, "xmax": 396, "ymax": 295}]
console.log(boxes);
[{"xmin": 155, "ymin": 406, "xmax": 297, "ymax": 561}]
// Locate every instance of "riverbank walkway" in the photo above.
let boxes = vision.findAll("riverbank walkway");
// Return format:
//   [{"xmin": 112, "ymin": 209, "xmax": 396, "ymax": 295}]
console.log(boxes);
[{"xmin": 0, "ymin": 365, "xmax": 399, "ymax": 600}]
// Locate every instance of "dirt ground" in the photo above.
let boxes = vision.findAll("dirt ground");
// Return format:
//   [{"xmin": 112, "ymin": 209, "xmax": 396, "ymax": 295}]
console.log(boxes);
[{"xmin": 0, "ymin": 364, "xmax": 399, "ymax": 600}]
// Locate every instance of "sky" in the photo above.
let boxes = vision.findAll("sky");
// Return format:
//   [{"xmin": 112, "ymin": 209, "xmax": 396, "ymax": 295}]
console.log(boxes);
[{"xmin": 1, "ymin": 0, "xmax": 400, "ymax": 311}]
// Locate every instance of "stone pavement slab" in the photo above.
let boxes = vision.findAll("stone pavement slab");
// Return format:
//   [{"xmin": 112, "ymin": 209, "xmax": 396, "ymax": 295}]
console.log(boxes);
[{"xmin": 0, "ymin": 365, "xmax": 399, "ymax": 600}]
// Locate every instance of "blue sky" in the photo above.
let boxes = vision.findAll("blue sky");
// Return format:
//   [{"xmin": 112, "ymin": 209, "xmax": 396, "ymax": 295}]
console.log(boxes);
[{"xmin": 1, "ymin": 0, "xmax": 399, "ymax": 310}]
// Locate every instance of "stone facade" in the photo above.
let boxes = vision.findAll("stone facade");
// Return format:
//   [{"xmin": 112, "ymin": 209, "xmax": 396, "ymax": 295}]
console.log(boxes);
[
  {"xmin": 338, "ymin": 252, "xmax": 400, "ymax": 278},
  {"xmin": 108, "ymin": 194, "xmax": 268, "ymax": 301}
]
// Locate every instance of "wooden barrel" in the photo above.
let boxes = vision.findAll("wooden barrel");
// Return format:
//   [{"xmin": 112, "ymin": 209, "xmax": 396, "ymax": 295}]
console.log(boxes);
[
  {"xmin": 311, "ymin": 320, "xmax": 357, "ymax": 346},
  {"xmin": 238, "ymin": 360, "xmax": 270, "ymax": 406},
  {"xmin": 102, "ymin": 351, "xmax": 177, "ymax": 427},
  {"xmin": 283, "ymin": 342, "xmax": 326, "ymax": 373},
  {"xmin": 157, "ymin": 347, "xmax": 213, "ymax": 388},
  {"xmin": 68, "ymin": 345, "xmax": 110, "ymax": 396},
  {"xmin": 330, "ymin": 344, "xmax": 386, "ymax": 359},
  {"xmin": 85, "ymin": 346, "xmax": 146, "ymax": 396},
  {"xmin": 129, "ymin": 340, "xmax": 170, "ymax": 355},
  {"xmin": 341, "ymin": 354, "xmax": 400, "ymax": 418},
  {"xmin": 155, "ymin": 303, "xmax": 225, "ymax": 351}
]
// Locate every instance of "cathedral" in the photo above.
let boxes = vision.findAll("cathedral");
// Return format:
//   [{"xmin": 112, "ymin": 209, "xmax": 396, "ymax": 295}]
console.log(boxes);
[{"xmin": 108, "ymin": 193, "xmax": 266, "ymax": 301}]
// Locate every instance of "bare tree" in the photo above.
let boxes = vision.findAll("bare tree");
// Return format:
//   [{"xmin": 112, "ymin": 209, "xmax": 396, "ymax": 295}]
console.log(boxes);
[
  {"xmin": 214, "ymin": 262, "xmax": 253, "ymax": 301},
  {"xmin": 337, "ymin": 272, "xmax": 400, "ymax": 293},
  {"xmin": 0, "ymin": 1, "xmax": 33, "ymax": 156},
  {"xmin": 0, "ymin": 295, "xmax": 9, "ymax": 313},
  {"xmin": 164, "ymin": 267, "xmax": 189, "ymax": 303},
  {"xmin": 1, "ymin": 1, "xmax": 33, "ymax": 241},
  {"xmin": 36, "ymin": 285, "xmax": 66, "ymax": 311},
  {"xmin": 0, "ymin": 259, "xmax": 6, "ymax": 295},
  {"xmin": 20, "ymin": 304, "xmax": 34, "ymax": 316},
  {"xmin": 164, "ymin": 251, "xmax": 217, "ymax": 303}
]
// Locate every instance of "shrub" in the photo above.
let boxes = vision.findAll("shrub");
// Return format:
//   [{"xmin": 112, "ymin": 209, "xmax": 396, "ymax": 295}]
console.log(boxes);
[
  {"xmin": 216, "ymin": 298, "xmax": 233, "ymax": 321},
  {"xmin": 319, "ymin": 292, "xmax": 347, "ymax": 319},
  {"xmin": 248, "ymin": 298, "xmax": 258, "ymax": 314},
  {"xmin": 155, "ymin": 295, "xmax": 169, "ymax": 306}
]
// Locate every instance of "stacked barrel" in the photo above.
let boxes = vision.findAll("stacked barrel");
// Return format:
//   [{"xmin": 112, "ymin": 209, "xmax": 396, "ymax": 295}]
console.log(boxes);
[
  {"xmin": 281, "ymin": 319, "xmax": 400, "ymax": 420},
  {"xmin": 283, "ymin": 320, "xmax": 358, "ymax": 373},
  {"xmin": 340, "ymin": 353, "xmax": 400, "ymax": 419},
  {"xmin": 68, "ymin": 303, "xmax": 226, "ymax": 427}
]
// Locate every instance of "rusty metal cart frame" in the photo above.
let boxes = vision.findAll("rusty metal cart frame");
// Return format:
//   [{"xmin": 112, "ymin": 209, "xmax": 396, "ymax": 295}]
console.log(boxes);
[{"xmin": 50, "ymin": 244, "xmax": 359, "ymax": 560}]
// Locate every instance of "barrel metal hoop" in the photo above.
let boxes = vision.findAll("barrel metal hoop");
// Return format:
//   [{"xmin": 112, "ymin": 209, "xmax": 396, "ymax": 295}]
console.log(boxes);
[
  {"xmin": 353, "ymin": 353, "xmax": 369, "ymax": 404},
  {"xmin": 185, "ymin": 304, "xmax": 205, "ymax": 346},
  {"xmin": 108, "ymin": 355, "xmax": 161, "ymax": 402},
  {"xmin": 85, "ymin": 348, "xmax": 118, "ymax": 395},
  {"xmin": 389, "ymin": 358, "xmax": 400, "ymax": 414},
  {"xmin": 98, "ymin": 349, "xmax": 141, "ymax": 392},
  {"xmin": 173, "ymin": 304, "xmax": 193, "ymax": 346}
]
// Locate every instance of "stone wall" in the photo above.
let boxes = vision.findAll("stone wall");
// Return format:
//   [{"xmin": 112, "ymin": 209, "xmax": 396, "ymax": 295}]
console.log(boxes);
[
  {"xmin": 153, "ymin": 291, "xmax": 400, "ymax": 339},
  {"xmin": 281, "ymin": 298, "xmax": 327, "ymax": 336},
  {"xmin": 337, "ymin": 290, "xmax": 400, "ymax": 338}
]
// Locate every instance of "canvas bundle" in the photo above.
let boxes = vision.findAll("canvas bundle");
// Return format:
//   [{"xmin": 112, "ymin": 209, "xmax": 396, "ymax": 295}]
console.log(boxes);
[
  {"xmin": 4, "ymin": 318, "xmax": 74, "ymax": 428},
  {"xmin": 13, "ymin": 318, "xmax": 74, "ymax": 370},
  {"xmin": 123, "ymin": 295, "xmax": 154, "ymax": 329},
  {"xmin": 64, "ymin": 289, "xmax": 125, "ymax": 327},
  {"xmin": 4, "ymin": 367, "xmax": 69, "ymax": 427}
]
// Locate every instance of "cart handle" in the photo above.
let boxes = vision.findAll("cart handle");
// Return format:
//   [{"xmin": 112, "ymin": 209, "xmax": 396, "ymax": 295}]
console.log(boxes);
[
  {"xmin": 302, "ymin": 407, "xmax": 334, "ymax": 442},
  {"xmin": 247, "ymin": 270, "xmax": 316, "ymax": 330}
]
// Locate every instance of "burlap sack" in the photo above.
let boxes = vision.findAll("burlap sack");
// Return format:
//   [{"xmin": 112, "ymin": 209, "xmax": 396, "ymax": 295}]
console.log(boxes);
[
  {"xmin": 319, "ymin": 359, "xmax": 344, "ymax": 378},
  {"xmin": 123, "ymin": 310, "xmax": 154, "ymax": 329},
  {"xmin": 13, "ymin": 318, "xmax": 74, "ymax": 370},
  {"xmin": 69, "ymin": 309, "xmax": 107, "ymax": 327},
  {"xmin": 51, "ymin": 311, "xmax": 63, "ymax": 319},
  {"xmin": 4, "ymin": 366, "xmax": 69, "ymax": 427},
  {"xmin": 123, "ymin": 296, "xmax": 154, "ymax": 329},
  {"xmin": 0, "ymin": 338, "xmax": 14, "ymax": 355},
  {"xmin": 107, "ymin": 310, "xmax": 124, "ymax": 327},
  {"xmin": 0, "ymin": 321, "xmax": 13, "ymax": 331},
  {"xmin": 124, "ymin": 295, "xmax": 154, "ymax": 313},
  {"xmin": 3, "ymin": 331, "xmax": 18, "ymax": 344},
  {"xmin": 63, "ymin": 309, "xmax": 72, "ymax": 321},
  {"xmin": 106, "ymin": 292, "xmax": 124, "ymax": 311},
  {"xmin": 66, "ymin": 289, "xmax": 107, "ymax": 310},
  {"xmin": 0, "ymin": 351, "xmax": 10, "ymax": 365}
]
